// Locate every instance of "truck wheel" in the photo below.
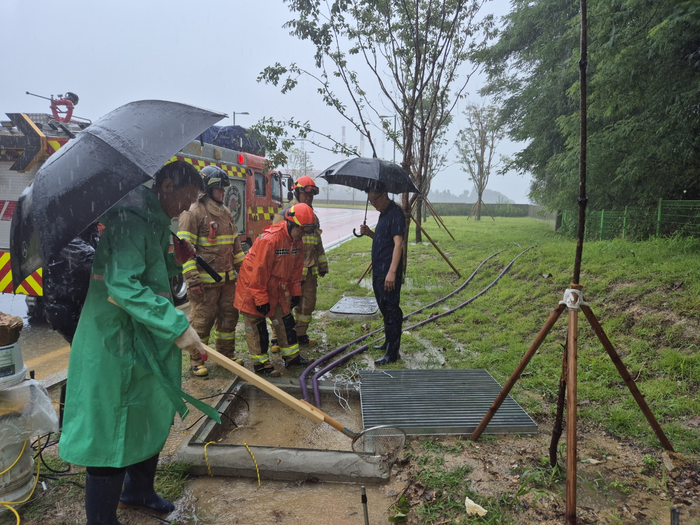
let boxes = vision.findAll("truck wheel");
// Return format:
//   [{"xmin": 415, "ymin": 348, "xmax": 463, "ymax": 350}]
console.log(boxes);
[{"xmin": 170, "ymin": 273, "xmax": 188, "ymax": 306}]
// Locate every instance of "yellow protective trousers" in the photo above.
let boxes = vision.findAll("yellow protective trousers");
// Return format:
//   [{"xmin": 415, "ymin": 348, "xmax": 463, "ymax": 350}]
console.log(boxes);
[{"xmin": 187, "ymin": 279, "xmax": 239, "ymax": 365}]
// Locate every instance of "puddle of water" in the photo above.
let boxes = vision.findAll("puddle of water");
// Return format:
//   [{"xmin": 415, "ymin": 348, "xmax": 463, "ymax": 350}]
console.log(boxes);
[
  {"xmin": 181, "ymin": 475, "xmax": 403, "ymax": 525},
  {"xmin": 216, "ymin": 387, "xmax": 362, "ymax": 451}
]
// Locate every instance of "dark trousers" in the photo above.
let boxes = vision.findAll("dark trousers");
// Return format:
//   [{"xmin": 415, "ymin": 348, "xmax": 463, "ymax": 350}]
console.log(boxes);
[{"xmin": 373, "ymin": 269, "xmax": 403, "ymax": 356}]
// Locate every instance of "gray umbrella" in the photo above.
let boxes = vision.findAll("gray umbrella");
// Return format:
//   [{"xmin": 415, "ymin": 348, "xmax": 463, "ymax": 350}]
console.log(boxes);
[
  {"xmin": 10, "ymin": 100, "xmax": 225, "ymax": 289},
  {"xmin": 319, "ymin": 157, "xmax": 420, "ymax": 194}
]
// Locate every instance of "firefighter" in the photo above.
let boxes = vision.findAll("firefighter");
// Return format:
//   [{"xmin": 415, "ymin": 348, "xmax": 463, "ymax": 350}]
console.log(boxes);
[
  {"xmin": 234, "ymin": 203, "xmax": 317, "ymax": 377},
  {"xmin": 270, "ymin": 175, "xmax": 328, "ymax": 349},
  {"xmin": 177, "ymin": 165, "xmax": 246, "ymax": 377}
]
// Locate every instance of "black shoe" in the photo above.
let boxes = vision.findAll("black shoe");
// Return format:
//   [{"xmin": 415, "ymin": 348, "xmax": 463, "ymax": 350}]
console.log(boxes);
[
  {"xmin": 373, "ymin": 343, "xmax": 387, "ymax": 350},
  {"xmin": 374, "ymin": 352, "xmax": 400, "ymax": 366},
  {"xmin": 284, "ymin": 354, "xmax": 315, "ymax": 368}
]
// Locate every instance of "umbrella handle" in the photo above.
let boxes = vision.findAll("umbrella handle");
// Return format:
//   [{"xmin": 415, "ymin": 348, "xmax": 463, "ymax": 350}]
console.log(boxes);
[
  {"xmin": 353, "ymin": 197, "xmax": 370, "ymax": 237},
  {"xmin": 353, "ymin": 228, "xmax": 363, "ymax": 238}
]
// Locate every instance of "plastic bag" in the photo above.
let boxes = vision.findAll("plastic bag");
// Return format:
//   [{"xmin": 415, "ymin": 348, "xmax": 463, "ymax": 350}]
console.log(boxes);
[
  {"xmin": 0, "ymin": 380, "xmax": 59, "ymax": 449},
  {"xmin": 43, "ymin": 224, "xmax": 99, "ymax": 343}
]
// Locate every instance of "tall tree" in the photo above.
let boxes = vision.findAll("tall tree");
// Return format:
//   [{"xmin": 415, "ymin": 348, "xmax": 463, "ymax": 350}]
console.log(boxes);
[
  {"xmin": 455, "ymin": 102, "xmax": 504, "ymax": 220},
  {"xmin": 479, "ymin": 0, "xmax": 700, "ymax": 212},
  {"xmin": 259, "ymin": 0, "xmax": 495, "ymax": 241}
]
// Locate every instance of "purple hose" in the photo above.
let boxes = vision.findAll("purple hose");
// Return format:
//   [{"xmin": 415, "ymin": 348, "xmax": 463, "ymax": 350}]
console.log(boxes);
[
  {"xmin": 298, "ymin": 250, "xmax": 505, "ymax": 403},
  {"xmin": 310, "ymin": 246, "xmax": 534, "ymax": 406}
]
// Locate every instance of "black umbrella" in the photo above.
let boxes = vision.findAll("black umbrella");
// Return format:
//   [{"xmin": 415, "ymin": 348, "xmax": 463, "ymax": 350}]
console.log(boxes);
[
  {"xmin": 319, "ymin": 157, "xmax": 420, "ymax": 194},
  {"xmin": 320, "ymin": 157, "xmax": 420, "ymax": 236},
  {"xmin": 10, "ymin": 100, "xmax": 225, "ymax": 289}
]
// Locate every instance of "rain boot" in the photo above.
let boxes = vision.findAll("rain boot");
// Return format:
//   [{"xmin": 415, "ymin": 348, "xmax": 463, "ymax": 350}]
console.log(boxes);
[
  {"xmin": 374, "ymin": 340, "xmax": 400, "ymax": 366},
  {"xmin": 85, "ymin": 471, "xmax": 126, "ymax": 525},
  {"xmin": 118, "ymin": 455, "xmax": 174, "ymax": 514},
  {"xmin": 373, "ymin": 341, "xmax": 387, "ymax": 350}
]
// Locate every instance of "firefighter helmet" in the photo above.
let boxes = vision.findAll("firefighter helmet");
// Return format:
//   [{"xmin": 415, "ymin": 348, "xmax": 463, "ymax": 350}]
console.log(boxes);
[
  {"xmin": 293, "ymin": 175, "xmax": 319, "ymax": 195},
  {"xmin": 284, "ymin": 203, "xmax": 317, "ymax": 233},
  {"xmin": 200, "ymin": 165, "xmax": 230, "ymax": 188}
]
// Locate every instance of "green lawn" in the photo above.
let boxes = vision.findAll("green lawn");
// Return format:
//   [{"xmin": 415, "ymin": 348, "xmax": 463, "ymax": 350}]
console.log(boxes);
[{"xmin": 316, "ymin": 216, "xmax": 700, "ymax": 454}]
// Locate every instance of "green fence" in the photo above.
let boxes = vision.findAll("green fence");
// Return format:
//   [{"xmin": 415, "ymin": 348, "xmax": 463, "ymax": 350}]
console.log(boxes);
[{"xmin": 560, "ymin": 200, "xmax": 700, "ymax": 241}]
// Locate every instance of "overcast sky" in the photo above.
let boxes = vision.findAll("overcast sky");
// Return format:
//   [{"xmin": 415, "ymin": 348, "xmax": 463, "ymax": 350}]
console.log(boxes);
[{"xmin": 1, "ymin": 0, "xmax": 532, "ymax": 203}]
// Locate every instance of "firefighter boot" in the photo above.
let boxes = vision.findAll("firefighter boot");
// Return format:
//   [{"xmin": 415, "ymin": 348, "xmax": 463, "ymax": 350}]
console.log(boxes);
[
  {"xmin": 85, "ymin": 471, "xmax": 126, "ymax": 525},
  {"xmin": 254, "ymin": 362, "xmax": 281, "ymax": 378},
  {"xmin": 270, "ymin": 339, "xmax": 281, "ymax": 353},
  {"xmin": 283, "ymin": 354, "xmax": 315, "ymax": 368},
  {"xmin": 190, "ymin": 365, "xmax": 209, "ymax": 377},
  {"xmin": 118, "ymin": 455, "xmax": 174, "ymax": 514},
  {"xmin": 297, "ymin": 335, "xmax": 317, "ymax": 346}
]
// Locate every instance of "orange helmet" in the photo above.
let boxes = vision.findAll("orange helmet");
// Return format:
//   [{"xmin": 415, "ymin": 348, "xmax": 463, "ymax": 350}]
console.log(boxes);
[
  {"xmin": 284, "ymin": 203, "xmax": 317, "ymax": 233},
  {"xmin": 293, "ymin": 175, "xmax": 319, "ymax": 195}
]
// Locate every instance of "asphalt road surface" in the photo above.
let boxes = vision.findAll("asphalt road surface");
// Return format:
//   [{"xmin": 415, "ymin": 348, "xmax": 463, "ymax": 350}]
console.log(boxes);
[{"xmin": 0, "ymin": 206, "xmax": 379, "ymax": 381}]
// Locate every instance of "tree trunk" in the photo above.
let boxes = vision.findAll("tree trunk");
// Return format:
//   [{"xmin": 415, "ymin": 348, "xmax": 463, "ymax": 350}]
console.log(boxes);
[{"xmin": 476, "ymin": 194, "xmax": 483, "ymax": 221}]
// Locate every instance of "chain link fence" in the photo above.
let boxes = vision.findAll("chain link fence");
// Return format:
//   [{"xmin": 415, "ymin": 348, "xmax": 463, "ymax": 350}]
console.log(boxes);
[{"xmin": 560, "ymin": 200, "xmax": 700, "ymax": 241}]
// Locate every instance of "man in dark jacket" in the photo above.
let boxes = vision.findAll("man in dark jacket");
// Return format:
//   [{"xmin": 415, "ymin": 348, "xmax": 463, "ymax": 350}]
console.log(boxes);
[{"xmin": 360, "ymin": 184, "xmax": 405, "ymax": 365}]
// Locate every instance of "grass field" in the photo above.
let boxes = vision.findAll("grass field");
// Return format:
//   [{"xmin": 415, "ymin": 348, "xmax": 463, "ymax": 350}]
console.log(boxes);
[{"xmin": 315, "ymin": 215, "xmax": 700, "ymax": 454}]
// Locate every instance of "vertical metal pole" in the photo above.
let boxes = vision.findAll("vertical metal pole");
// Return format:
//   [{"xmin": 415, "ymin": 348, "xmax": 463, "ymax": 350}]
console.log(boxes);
[
  {"xmin": 599, "ymin": 210, "xmax": 604, "ymax": 241},
  {"xmin": 671, "ymin": 507, "xmax": 680, "ymax": 525},
  {"xmin": 657, "ymin": 198, "xmax": 663, "ymax": 237},
  {"xmin": 361, "ymin": 486, "xmax": 370, "ymax": 525},
  {"xmin": 566, "ymin": 297, "xmax": 579, "ymax": 524},
  {"xmin": 393, "ymin": 115, "xmax": 397, "ymax": 163},
  {"xmin": 623, "ymin": 206, "xmax": 627, "ymax": 239}
]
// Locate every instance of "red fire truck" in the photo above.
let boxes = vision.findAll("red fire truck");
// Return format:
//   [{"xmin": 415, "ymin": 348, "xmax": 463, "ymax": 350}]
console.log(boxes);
[{"xmin": 0, "ymin": 111, "xmax": 292, "ymax": 315}]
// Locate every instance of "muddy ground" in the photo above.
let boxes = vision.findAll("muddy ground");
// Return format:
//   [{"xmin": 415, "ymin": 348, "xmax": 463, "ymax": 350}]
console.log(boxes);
[{"xmin": 18, "ymin": 350, "xmax": 698, "ymax": 525}]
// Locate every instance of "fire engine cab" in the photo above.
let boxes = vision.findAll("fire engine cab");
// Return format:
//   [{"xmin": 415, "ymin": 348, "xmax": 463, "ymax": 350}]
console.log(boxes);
[{"xmin": 0, "ymin": 111, "xmax": 292, "ymax": 315}]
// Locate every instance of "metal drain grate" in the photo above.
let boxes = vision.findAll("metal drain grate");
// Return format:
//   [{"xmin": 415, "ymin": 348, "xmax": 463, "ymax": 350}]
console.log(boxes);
[{"xmin": 359, "ymin": 369, "xmax": 538, "ymax": 435}]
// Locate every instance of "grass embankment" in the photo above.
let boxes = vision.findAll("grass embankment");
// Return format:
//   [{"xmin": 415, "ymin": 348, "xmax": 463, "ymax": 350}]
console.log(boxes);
[
  {"xmin": 317, "ymin": 216, "xmax": 700, "ymax": 453},
  {"xmin": 318, "ymin": 217, "xmax": 700, "ymax": 453},
  {"xmin": 313, "ymin": 216, "xmax": 699, "ymax": 523}
]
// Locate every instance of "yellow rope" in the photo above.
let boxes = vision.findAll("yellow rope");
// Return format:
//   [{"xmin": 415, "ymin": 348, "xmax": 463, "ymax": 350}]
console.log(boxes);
[
  {"xmin": 0, "ymin": 441, "xmax": 26, "ymax": 476},
  {"xmin": 170, "ymin": 427, "xmax": 261, "ymax": 484},
  {"xmin": 243, "ymin": 443, "xmax": 261, "ymax": 487},
  {"xmin": 0, "ymin": 436, "xmax": 44, "ymax": 524}
]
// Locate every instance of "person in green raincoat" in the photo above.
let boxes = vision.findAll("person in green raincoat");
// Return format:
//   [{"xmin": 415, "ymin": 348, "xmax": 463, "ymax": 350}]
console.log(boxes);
[{"xmin": 59, "ymin": 161, "xmax": 221, "ymax": 525}]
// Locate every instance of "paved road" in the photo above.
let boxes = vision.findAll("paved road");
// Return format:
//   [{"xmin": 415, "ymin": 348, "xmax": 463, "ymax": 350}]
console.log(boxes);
[{"xmin": 0, "ymin": 206, "xmax": 376, "ymax": 382}]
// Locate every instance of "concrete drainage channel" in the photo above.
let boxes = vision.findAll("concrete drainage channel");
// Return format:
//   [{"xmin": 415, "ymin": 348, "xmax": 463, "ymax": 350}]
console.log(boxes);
[{"xmin": 174, "ymin": 377, "xmax": 390, "ymax": 483}]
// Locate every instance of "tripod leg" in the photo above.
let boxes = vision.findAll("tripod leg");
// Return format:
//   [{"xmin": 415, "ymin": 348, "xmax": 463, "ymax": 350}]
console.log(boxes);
[
  {"xmin": 471, "ymin": 303, "xmax": 566, "ymax": 441},
  {"xmin": 565, "ymin": 308, "xmax": 579, "ymax": 525},
  {"xmin": 581, "ymin": 304, "xmax": 674, "ymax": 451},
  {"xmin": 549, "ymin": 343, "xmax": 568, "ymax": 468}
]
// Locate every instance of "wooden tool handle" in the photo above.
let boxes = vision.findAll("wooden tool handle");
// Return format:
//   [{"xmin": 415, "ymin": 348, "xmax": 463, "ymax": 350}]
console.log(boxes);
[{"xmin": 204, "ymin": 344, "xmax": 324, "ymax": 424}]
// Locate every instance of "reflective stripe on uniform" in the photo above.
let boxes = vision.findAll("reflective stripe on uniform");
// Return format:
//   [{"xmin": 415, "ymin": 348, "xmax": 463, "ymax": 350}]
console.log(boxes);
[
  {"xmin": 279, "ymin": 342, "xmax": 300, "ymax": 358},
  {"xmin": 214, "ymin": 329, "xmax": 236, "ymax": 341},
  {"xmin": 233, "ymin": 251, "xmax": 245, "ymax": 265},
  {"xmin": 295, "ymin": 313, "xmax": 312, "ymax": 324},
  {"xmin": 250, "ymin": 353, "xmax": 270, "ymax": 364},
  {"xmin": 177, "ymin": 231, "xmax": 197, "ymax": 243},
  {"xmin": 193, "ymin": 234, "xmax": 237, "ymax": 247}
]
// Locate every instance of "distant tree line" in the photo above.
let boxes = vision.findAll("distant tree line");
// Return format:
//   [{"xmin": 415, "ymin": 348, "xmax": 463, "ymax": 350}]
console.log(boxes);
[{"xmin": 477, "ymin": 0, "xmax": 700, "ymax": 212}]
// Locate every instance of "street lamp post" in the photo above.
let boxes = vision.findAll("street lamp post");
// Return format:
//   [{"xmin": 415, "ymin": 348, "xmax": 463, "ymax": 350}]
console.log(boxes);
[
  {"xmin": 379, "ymin": 114, "xmax": 397, "ymax": 163},
  {"xmin": 303, "ymin": 151, "xmax": 314, "ymax": 176},
  {"xmin": 232, "ymin": 111, "xmax": 249, "ymax": 126}
]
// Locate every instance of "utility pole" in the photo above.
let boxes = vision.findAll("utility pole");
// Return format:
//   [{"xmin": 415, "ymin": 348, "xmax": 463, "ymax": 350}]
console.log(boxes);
[{"xmin": 232, "ymin": 111, "xmax": 249, "ymax": 126}]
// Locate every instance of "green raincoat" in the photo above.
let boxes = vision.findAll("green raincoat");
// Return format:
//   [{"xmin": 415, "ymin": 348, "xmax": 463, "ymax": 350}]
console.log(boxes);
[{"xmin": 59, "ymin": 186, "xmax": 219, "ymax": 468}]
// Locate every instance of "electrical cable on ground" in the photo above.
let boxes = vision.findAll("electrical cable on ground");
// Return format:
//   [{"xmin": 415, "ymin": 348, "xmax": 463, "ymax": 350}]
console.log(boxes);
[
  {"xmin": 309, "ymin": 246, "xmax": 535, "ymax": 406},
  {"xmin": 299, "ymin": 249, "xmax": 508, "ymax": 402}
]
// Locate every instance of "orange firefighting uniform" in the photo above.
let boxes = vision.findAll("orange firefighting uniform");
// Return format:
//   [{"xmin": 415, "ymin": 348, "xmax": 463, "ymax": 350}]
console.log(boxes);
[
  {"xmin": 233, "ymin": 221, "xmax": 304, "ymax": 367},
  {"xmin": 271, "ymin": 198, "xmax": 328, "ymax": 337},
  {"xmin": 178, "ymin": 194, "xmax": 245, "ymax": 365}
]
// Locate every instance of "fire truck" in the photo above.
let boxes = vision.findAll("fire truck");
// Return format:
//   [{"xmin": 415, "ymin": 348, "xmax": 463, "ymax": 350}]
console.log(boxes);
[{"xmin": 0, "ymin": 111, "xmax": 292, "ymax": 316}]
